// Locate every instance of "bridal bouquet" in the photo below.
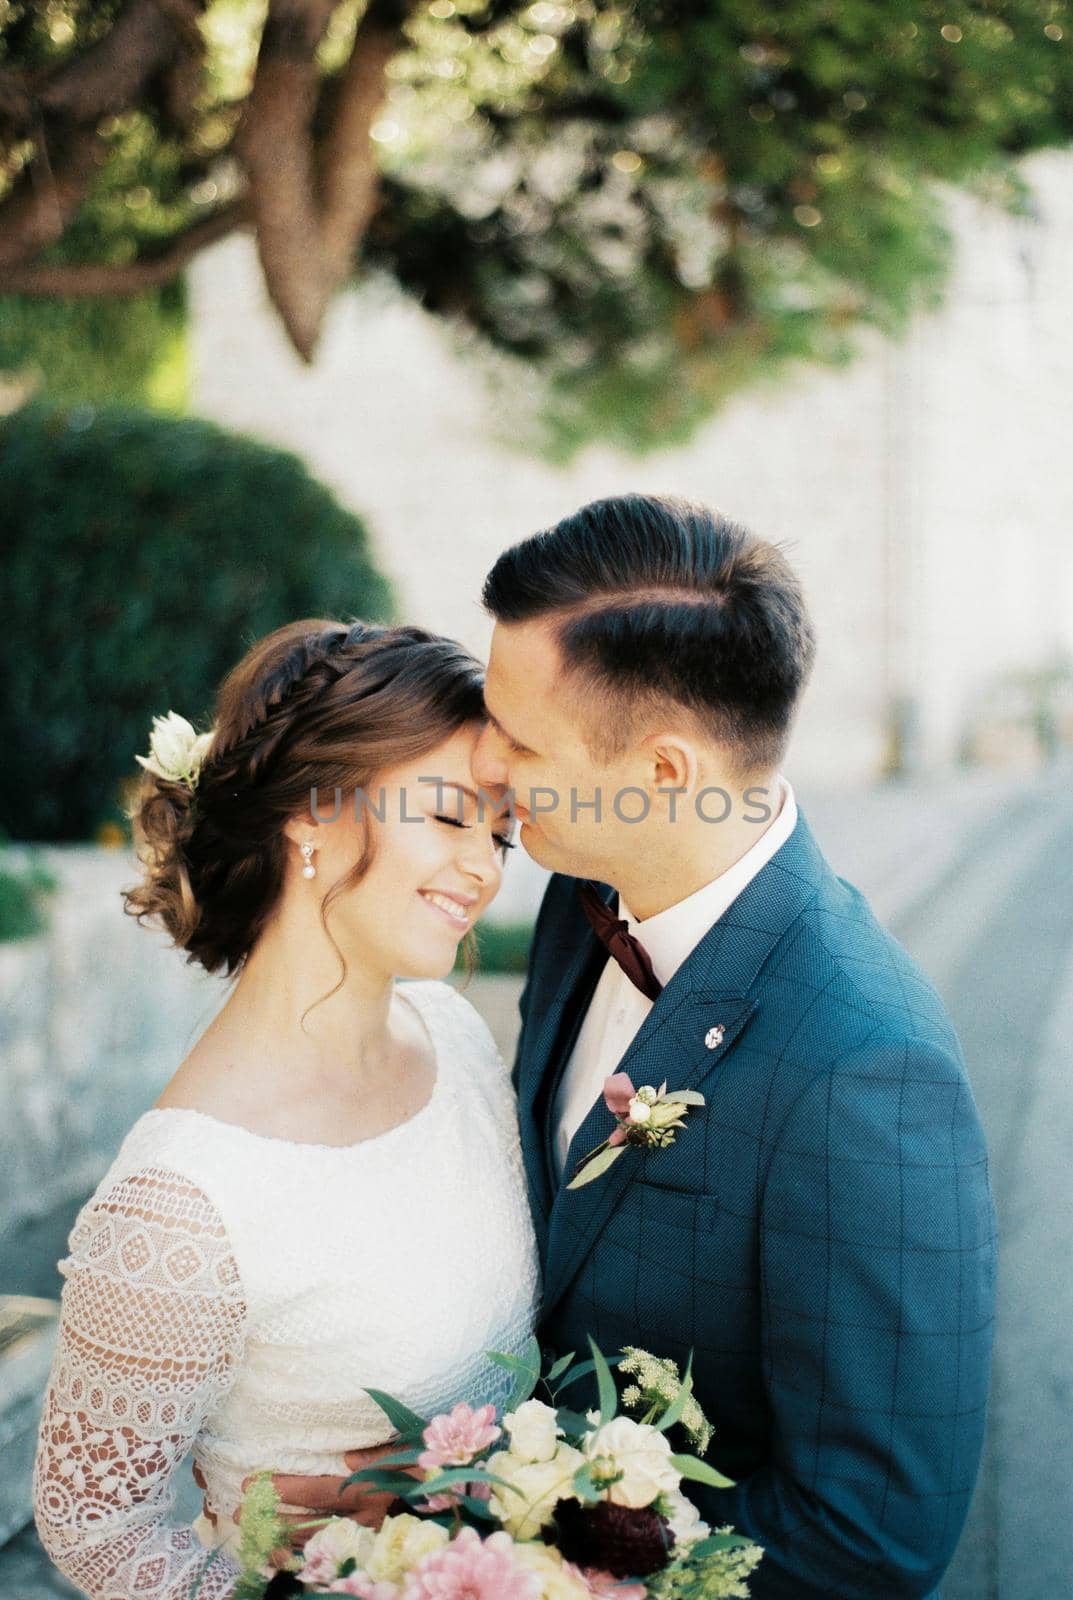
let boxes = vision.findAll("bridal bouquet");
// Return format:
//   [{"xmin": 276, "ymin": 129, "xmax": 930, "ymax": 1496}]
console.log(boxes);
[{"xmin": 224, "ymin": 1340, "xmax": 763, "ymax": 1600}]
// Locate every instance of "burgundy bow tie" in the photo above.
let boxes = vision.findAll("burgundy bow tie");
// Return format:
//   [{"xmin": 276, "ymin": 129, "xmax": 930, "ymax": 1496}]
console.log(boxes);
[{"xmin": 577, "ymin": 881, "xmax": 663, "ymax": 1003}]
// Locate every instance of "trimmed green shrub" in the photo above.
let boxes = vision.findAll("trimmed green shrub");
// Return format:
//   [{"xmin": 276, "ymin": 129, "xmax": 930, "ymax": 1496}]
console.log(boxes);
[
  {"xmin": 469, "ymin": 922, "xmax": 534, "ymax": 976},
  {"xmin": 0, "ymin": 836, "xmax": 57, "ymax": 942},
  {"xmin": 0, "ymin": 402, "xmax": 394, "ymax": 841}
]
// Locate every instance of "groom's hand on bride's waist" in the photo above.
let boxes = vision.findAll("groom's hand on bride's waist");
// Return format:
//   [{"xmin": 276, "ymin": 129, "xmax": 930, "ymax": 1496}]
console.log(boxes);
[{"xmin": 231, "ymin": 1445, "xmax": 420, "ymax": 1553}]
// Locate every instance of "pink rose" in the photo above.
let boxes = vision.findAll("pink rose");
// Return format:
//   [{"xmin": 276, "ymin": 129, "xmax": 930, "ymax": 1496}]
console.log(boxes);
[
  {"xmin": 401, "ymin": 1527, "xmax": 540, "ymax": 1600},
  {"xmin": 417, "ymin": 1402, "xmax": 501, "ymax": 1471},
  {"xmin": 329, "ymin": 1577, "xmax": 400, "ymax": 1598}
]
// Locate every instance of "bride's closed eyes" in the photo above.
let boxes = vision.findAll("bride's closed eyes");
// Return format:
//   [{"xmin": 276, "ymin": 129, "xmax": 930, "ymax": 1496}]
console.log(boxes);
[{"xmin": 435, "ymin": 812, "xmax": 516, "ymax": 854}]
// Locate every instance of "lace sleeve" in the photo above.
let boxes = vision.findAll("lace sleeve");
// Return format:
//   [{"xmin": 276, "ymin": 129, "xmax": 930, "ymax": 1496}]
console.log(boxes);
[{"xmin": 33, "ymin": 1166, "xmax": 248, "ymax": 1600}]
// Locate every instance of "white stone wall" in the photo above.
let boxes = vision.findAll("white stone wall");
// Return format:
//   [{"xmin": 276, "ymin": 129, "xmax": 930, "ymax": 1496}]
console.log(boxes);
[
  {"xmin": 190, "ymin": 150, "xmax": 1073, "ymax": 787},
  {"xmin": 0, "ymin": 849, "xmax": 227, "ymax": 1290}
]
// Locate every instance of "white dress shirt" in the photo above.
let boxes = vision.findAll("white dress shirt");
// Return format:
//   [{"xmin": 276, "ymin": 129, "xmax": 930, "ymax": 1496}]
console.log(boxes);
[{"xmin": 552, "ymin": 776, "xmax": 798, "ymax": 1179}]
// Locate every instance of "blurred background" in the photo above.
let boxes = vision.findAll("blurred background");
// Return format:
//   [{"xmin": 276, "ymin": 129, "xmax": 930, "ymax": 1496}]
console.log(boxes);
[{"xmin": 1, "ymin": 3, "xmax": 1071, "ymax": 1595}]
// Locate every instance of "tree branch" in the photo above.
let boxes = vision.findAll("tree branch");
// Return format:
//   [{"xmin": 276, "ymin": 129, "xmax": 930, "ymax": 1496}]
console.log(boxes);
[
  {"xmin": 317, "ymin": 0, "xmax": 405, "ymax": 283},
  {"xmin": 0, "ymin": 127, "xmax": 102, "ymax": 271},
  {"xmin": 0, "ymin": 0, "xmax": 206, "ymax": 274},
  {"xmin": 236, "ymin": 0, "xmax": 337, "ymax": 361},
  {"xmin": 0, "ymin": 199, "xmax": 249, "ymax": 296},
  {"xmin": 0, "ymin": 0, "xmax": 408, "ymax": 360},
  {"xmin": 37, "ymin": 0, "xmax": 202, "ymax": 128}
]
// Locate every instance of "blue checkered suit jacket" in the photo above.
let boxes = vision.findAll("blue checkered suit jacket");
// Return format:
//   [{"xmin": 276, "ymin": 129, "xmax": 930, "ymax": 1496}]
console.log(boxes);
[{"xmin": 513, "ymin": 809, "xmax": 996, "ymax": 1599}]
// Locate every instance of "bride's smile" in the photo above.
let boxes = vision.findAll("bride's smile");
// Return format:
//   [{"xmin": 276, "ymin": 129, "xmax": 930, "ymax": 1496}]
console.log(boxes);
[
  {"xmin": 33, "ymin": 620, "xmax": 542, "ymax": 1600},
  {"xmin": 275, "ymin": 721, "xmax": 512, "ymax": 991}
]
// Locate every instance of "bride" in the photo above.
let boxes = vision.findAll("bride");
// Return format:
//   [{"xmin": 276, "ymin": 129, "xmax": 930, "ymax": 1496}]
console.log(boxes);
[{"xmin": 32, "ymin": 618, "xmax": 540, "ymax": 1600}]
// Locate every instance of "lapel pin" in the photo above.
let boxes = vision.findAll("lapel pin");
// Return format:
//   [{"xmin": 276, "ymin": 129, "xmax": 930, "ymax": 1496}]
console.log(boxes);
[{"xmin": 704, "ymin": 1024, "xmax": 725, "ymax": 1050}]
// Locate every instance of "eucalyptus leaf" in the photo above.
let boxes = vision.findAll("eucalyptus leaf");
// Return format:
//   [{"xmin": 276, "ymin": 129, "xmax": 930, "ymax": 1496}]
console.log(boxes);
[
  {"xmin": 546, "ymin": 1351, "xmax": 576, "ymax": 1385},
  {"xmin": 588, "ymin": 1336, "xmax": 618, "ymax": 1423},
  {"xmin": 458, "ymin": 1493, "xmax": 501, "ymax": 1522},
  {"xmin": 488, "ymin": 1335, "xmax": 541, "ymax": 1376},
  {"xmin": 363, "ymin": 1389, "xmax": 429, "ymax": 1441},
  {"xmin": 555, "ymin": 1355, "xmax": 623, "ymax": 1395},
  {"xmin": 521, "ymin": 1333, "xmax": 542, "ymax": 1370},
  {"xmin": 491, "ymin": 1336, "xmax": 542, "ymax": 1410},
  {"xmin": 507, "ymin": 1371, "xmax": 540, "ymax": 1410},
  {"xmin": 571, "ymin": 1462, "xmax": 605, "ymax": 1506},
  {"xmin": 567, "ymin": 1141, "xmax": 625, "ymax": 1189},
  {"xmin": 419, "ymin": 1466, "xmax": 521, "ymax": 1498},
  {"xmin": 689, "ymin": 1531, "xmax": 758, "ymax": 1554},
  {"xmin": 669, "ymin": 1452, "xmax": 737, "ymax": 1488},
  {"xmin": 555, "ymin": 1407, "xmax": 595, "ymax": 1439},
  {"xmin": 345, "ymin": 1446, "xmax": 419, "ymax": 1473},
  {"xmin": 488, "ymin": 1351, "xmax": 536, "ymax": 1376},
  {"xmin": 341, "ymin": 1468, "xmax": 422, "ymax": 1495}
]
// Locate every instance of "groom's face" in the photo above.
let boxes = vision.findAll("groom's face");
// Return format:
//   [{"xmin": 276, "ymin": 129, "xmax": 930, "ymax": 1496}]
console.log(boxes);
[{"xmin": 474, "ymin": 619, "xmax": 635, "ymax": 882}]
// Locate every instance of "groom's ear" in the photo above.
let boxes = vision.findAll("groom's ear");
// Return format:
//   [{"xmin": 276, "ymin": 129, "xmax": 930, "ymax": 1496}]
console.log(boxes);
[{"xmin": 640, "ymin": 731, "xmax": 698, "ymax": 794}]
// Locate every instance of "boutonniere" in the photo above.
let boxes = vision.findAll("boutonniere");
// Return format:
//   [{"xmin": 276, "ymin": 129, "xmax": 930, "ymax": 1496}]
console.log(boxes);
[{"xmin": 567, "ymin": 1071, "xmax": 705, "ymax": 1189}]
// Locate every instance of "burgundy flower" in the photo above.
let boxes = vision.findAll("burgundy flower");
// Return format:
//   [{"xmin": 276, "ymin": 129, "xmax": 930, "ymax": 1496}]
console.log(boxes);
[{"xmin": 550, "ymin": 1498, "xmax": 676, "ymax": 1578}]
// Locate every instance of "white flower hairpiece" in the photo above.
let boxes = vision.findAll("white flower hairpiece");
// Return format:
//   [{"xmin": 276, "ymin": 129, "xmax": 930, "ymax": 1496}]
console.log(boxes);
[{"xmin": 135, "ymin": 712, "xmax": 215, "ymax": 793}]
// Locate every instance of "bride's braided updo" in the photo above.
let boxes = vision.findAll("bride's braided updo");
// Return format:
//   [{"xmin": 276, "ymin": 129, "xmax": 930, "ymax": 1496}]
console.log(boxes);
[{"xmin": 123, "ymin": 618, "xmax": 487, "ymax": 977}]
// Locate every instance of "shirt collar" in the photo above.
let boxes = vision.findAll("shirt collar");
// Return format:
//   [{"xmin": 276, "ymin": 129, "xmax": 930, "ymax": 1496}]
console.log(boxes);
[{"xmin": 618, "ymin": 776, "xmax": 798, "ymax": 989}]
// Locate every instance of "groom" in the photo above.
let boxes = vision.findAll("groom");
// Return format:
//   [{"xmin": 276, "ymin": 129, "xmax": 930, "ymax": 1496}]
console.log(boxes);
[
  {"xmin": 468, "ymin": 493, "xmax": 996, "ymax": 1598},
  {"xmin": 275, "ymin": 493, "xmax": 995, "ymax": 1597}
]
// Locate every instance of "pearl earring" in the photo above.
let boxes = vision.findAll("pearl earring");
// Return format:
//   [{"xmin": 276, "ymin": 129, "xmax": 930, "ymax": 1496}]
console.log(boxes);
[{"xmin": 301, "ymin": 842, "xmax": 316, "ymax": 880}]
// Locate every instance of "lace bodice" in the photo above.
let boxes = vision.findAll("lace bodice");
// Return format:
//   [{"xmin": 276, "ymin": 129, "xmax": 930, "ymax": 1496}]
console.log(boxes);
[{"xmin": 34, "ymin": 981, "xmax": 541, "ymax": 1600}]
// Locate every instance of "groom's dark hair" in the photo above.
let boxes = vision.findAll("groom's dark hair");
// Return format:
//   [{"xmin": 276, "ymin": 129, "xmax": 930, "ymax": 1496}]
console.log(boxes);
[{"xmin": 482, "ymin": 492, "xmax": 815, "ymax": 774}]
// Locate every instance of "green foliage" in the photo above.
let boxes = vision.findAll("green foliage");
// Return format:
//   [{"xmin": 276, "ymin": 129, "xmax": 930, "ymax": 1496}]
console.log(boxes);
[
  {"xmin": 0, "ymin": 9, "xmax": 195, "ymax": 407},
  {"xmin": 0, "ymin": 835, "xmax": 57, "ymax": 942},
  {"xmin": 0, "ymin": 287, "xmax": 187, "ymax": 411},
  {"xmin": 2, "ymin": 2, "xmax": 1072, "ymax": 449},
  {"xmin": 489, "ymin": 1333, "xmax": 543, "ymax": 1409},
  {"xmin": 649, "ymin": 1527, "xmax": 765, "ymax": 1600},
  {"xmin": 0, "ymin": 402, "xmax": 394, "ymax": 842},
  {"xmin": 620, "ymin": 1345, "xmax": 714, "ymax": 1453},
  {"xmin": 369, "ymin": 0, "xmax": 1073, "ymax": 452},
  {"xmin": 237, "ymin": 1472, "xmax": 287, "ymax": 1583},
  {"xmin": 588, "ymin": 1334, "xmax": 620, "ymax": 1421},
  {"xmin": 467, "ymin": 920, "xmax": 535, "ymax": 974}
]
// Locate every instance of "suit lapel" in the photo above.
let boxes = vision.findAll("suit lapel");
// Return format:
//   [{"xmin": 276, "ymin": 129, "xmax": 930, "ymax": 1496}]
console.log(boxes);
[
  {"xmin": 515, "ymin": 925, "xmax": 606, "ymax": 1251},
  {"xmin": 537, "ymin": 895, "xmax": 615, "ymax": 1177},
  {"xmin": 539, "ymin": 808, "xmax": 828, "ymax": 1316},
  {"xmin": 541, "ymin": 978, "xmax": 757, "ymax": 1313}
]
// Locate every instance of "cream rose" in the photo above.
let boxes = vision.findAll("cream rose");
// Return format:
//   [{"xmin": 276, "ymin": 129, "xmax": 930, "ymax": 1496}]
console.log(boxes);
[
  {"xmin": 298, "ymin": 1516, "xmax": 376, "ymax": 1586},
  {"xmin": 504, "ymin": 1400, "xmax": 562, "ymax": 1464},
  {"xmin": 582, "ymin": 1416, "xmax": 681, "ymax": 1508},
  {"xmin": 366, "ymin": 1512, "xmax": 449, "ymax": 1583},
  {"xmin": 513, "ymin": 1541, "xmax": 592, "ymax": 1600},
  {"xmin": 487, "ymin": 1443, "xmax": 584, "ymax": 1540},
  {"xmin": 663, "ymin": 1488, "xmax": 709, "ymax": 1548}
]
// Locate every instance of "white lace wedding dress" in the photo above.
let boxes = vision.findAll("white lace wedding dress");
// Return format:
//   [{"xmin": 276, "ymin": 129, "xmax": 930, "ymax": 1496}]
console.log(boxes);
[{"xmin": 33, "ymin": 980, "xmax": 541, "ymax": 1600}]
